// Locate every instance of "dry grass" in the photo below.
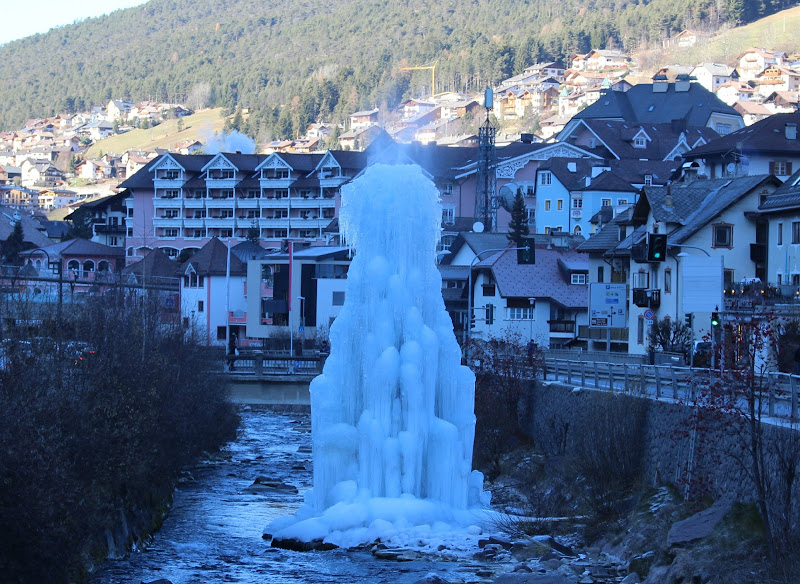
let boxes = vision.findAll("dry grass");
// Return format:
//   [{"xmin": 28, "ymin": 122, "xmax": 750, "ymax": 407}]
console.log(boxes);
[{"xmin": 86, "ymin": 108, "xmax": 227, "ymax": 157}]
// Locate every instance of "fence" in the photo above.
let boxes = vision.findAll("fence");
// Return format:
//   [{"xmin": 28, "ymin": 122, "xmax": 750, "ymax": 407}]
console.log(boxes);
[
  {"xmin": 543, "ymin": 358, "xmax": 799, "ymax": 422},
  {"xmin": 225, "ymin": 351, "xmax": 326, "ymax": 377}
]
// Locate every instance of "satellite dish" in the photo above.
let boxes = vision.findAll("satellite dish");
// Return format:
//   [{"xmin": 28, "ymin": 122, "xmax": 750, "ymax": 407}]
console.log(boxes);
[
  {"xmin": 726, "ymin": 162, "xmax": 736, "ymax": 173},
  {"xmin": 498, "ymin": 183, "xmax": 518, "ymax": 211},
  {"xmin": 472, "ymin": 221, "xmax": 485, "ymax": 233}
]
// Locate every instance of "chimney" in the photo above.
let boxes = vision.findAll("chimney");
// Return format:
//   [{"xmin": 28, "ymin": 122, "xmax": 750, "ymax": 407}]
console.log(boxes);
[
  {"xmin": 652, "ymin": 74, "xmax": 669, "ymax": 93},
  {"xmin": 675, "ymin": 73, "xmax": 692, "ymax": 92},
  {"xmin": 520, "ymin": 133, "xmax": 534, "ymax": 144},
  {"xmin": 786, "ymin": 123, "xmax": 797, "ymax": 140},
  {"xmin": 665, "ymin": 194, "xmax": 673, "ymax": 208}
]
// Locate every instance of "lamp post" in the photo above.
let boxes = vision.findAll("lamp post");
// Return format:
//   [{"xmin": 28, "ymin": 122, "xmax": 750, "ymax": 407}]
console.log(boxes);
[
  {"xmin": 465, "ymin": 246, "xmax": 526, "ymax": 361},
  {"xmin": 33, "ymin": 248, "xmax": 62, "ymax": 318},
  {"xmin": 297, "ymin": 295, "xmax": 305, "ymax": 355}
]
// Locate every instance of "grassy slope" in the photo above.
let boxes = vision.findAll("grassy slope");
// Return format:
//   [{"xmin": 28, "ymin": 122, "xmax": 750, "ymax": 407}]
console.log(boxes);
[
  {"xmin": 638, "ymin": 6, "xmax": 800, "ymax": 73},
  {"xmin": 86, "ymin": 108, "xmax": 226, "ymax": 158}
]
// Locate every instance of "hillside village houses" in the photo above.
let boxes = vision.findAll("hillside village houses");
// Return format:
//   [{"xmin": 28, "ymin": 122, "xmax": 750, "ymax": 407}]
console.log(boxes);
[{"xmin": 6, "ymin": 45, "xmax": 800, "ymax": 360}]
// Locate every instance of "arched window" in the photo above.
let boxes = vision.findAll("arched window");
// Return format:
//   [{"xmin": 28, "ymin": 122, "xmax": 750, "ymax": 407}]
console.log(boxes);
[
  {"xmin": 574, "ymin": 225, "xmax": 582, "ymax": 236},
  {"xmin": 67, "ymin": 260, "xmax": 80, "ymax": 272},
  {"xmin": 98, "ymin": 260, "xmax": 110, "ymax": 272},
  {"xmin": 83, "ymin": 260, "xmax": 95, "ymax": 274}
]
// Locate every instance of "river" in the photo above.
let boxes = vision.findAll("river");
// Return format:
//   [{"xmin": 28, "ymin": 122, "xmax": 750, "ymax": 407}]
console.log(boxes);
[{"xmin": 89, "ymin": 404, "xmax": 504, "ymax": 584}]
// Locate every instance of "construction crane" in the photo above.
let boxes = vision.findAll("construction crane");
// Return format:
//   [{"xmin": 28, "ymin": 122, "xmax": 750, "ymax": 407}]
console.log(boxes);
[{"xmin": 399, "ymin": 60, "xmax": 438, "ymax": 98}]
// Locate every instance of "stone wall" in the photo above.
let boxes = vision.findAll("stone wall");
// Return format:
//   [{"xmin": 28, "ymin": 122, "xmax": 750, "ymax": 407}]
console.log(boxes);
[{"xmin": 522, "ymin": 380, "xmax": 800, "ymax": 506}]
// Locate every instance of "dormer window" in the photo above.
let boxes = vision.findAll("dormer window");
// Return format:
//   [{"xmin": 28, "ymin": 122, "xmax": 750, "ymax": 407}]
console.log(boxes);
[
  {"xmin": 571, "ymin": 273, "xmax": 587, "ymax": 285},
  {"xmin": 634, "ymin": 136, "xmax": 646, "ymax": 148},
  {"xmin": 644, "ymin": 175, "xmax": 653, "ymax": 186}
]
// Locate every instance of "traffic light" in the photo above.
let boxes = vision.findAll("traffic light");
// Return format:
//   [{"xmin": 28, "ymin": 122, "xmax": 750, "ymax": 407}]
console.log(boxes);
[
  {"xmin": 517, "ymin": 238, "xmax": 535, "ymax": 264},
  {"xmin": 647, "ymin": 233, "xmax": 668, "ymax": 262},
  {"xmin": 684, "ymin": 313, "xmax": 693, "ymax": 328},
  {"xmin": 711, "ymin": 311, "xmax": 720, "ymax": 327}
]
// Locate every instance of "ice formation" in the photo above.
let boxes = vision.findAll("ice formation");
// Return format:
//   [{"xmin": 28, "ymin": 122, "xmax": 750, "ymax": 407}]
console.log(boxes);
[{"xmin": 267, "ymin": 163, "xmax": 488, "ymax": 548}]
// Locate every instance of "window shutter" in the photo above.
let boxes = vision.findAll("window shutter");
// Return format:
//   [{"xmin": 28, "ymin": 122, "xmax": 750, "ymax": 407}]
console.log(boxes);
[
  {"xmin": 769, "ymin": 161, "xmax": 776, "ymax": 174},
  {"xmin": 787, "ymin": 163, "xmax": 793, "ymax": 175}
]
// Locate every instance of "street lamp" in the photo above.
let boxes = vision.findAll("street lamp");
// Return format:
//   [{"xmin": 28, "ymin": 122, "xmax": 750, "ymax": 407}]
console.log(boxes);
[
  {"xmin": 32, "ymin": 248, "xmax": 63, "ymax": 318},
  {"xmin": 297, "ymin": 295, "xmax": 305, "ymax": 355}
]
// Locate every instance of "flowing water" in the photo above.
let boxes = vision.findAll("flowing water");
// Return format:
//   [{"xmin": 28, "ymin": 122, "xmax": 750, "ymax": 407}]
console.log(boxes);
[{"xmin": 89, "ymin": 405, "xmax": 502, "ymax": 584}]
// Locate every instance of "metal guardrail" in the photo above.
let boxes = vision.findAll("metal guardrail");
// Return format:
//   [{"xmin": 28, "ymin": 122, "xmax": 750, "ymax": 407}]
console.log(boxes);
[
  {"xmin": 543, "ymin": 358, "xmax": 799, "ymax": 421},
  {"xmin": 225, "ymin": 351, "xmax": 326, "ymax": 377}
]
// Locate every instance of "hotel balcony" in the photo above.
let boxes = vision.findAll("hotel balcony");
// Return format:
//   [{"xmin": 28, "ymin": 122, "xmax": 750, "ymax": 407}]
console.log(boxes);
[
  {"xmin": 153, "ymin": 217, "xmax": 182, "ymax": 228},
  {"xmin": 154, "ymin": 198, "xmax": 182, "ymax": 209}
]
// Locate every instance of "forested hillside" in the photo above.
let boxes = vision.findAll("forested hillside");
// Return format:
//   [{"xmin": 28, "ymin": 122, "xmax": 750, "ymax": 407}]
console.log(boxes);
[{"xmin": 0, "ymin": 0, "xmax": 796, "ymax": 140}]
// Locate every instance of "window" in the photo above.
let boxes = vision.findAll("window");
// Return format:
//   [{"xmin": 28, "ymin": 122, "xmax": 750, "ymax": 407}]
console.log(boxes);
[
  {"xmin": 793, "ymin": 221, "xmax": 800, "ymax": 244},
  {"xmin": 778, "ymin": 222, "xmax": 783, "ymax": 245},
  {"xmin": 571, "ymin": 273, "xmax": 587, "ymax": 285},
  {"xmin": 724, "ymin": 269, "xmax": 735, "ymax": 290},
  {"xmin": 644, "ymin": 175, "xmax": 653, "ymax": 186},
  {"xmin": 186, "ymin": 272, "xmax": 204, "ymax": 288},
  {"xmin": 664, "ymin": 268, "xmax": 672, "ymax": 293},
  {"xmin": 332, "ymin": 291, "xmax": 345, "ymax": 306},
  {"xmin": 109, "ymin": 236, "xmax": 118, "ymax": 246},
  {"xmin": 163, "ymin": 169, "xmax": 180, "ymax": 180},
  {"xmin": 163, "ymin": 189, "xmax": 179, "ymax": 198},
  {"xmin": 440, "ymin": 183, "xmax": 454, "ymax": 196},
  {"xmin": 716, "ymin": 123, "xmax": 732, "ymax": 135},
  {"xmin": 557, "ymin": 200, "xmax": 563, "ymax": 210},
  {"xmin": 572, "ymin": 198, "xmax": 583, "ymax": 209},
  {"xmin": 597, "ymin": 266, "xmax": 604, "ymax": 283},
  {"xmin": 637, "ymin": 315, "xmax": 645, "ymax": 344},
  {"xmin": 539, "ymin": 171, "xmax": 552, "ymax": 186},
  {"xmin": 617, "ymin": 199, "xmax": 627, "ymax": 206},
  {"xmin": 165, "ymin": 228, "xmax": 179, "ymax": 238},
  {"xmin": 794, "ymin": 274, "xmax": 800, "ymax": 286},
  {"xmin": 633, "ymin": 270, "xmax": 649, "ymax": 289},
  {"xmin": 164, "ymin": 209, "xmax": 179, "ymax": 218},
  {"xmin": 220, "ymin": 209, "xmax": 233, "ymax": 218},
  {"xmin": 602, "ymin": 198, "xmax": 611, "ymax": 207},
  {"xmin": 220, "ymin": 228, "xmax": 232, "ymax": 238},
  {"xmin": 526, "ymin": 209, "xmax": 535, "ymax": 225},
  {"xmin": 770, "ymin": 161, "xmax": 792, "ymax": 176},
  {"xmin": 442, "ymin": 206, "xmax": 455, "ymax": 225},
  {"xmin": 634, "ymin": 136, "xmax": 646, "ymax": 148},
  {"xmin": 712, "ymin": 223, "xmax": 732, "ymax": 248},
  {"xmin": 506, "ymin": 307, "xmax": 534, "ymax": 320},
  {"xmin": 544, "ymin": 200, "xmax": 551, "ymax": 211},
  {"xmin": 198, "ymin": 300, "xmax": 204, "ymax": 312},
  {"xmin": 217, "ymin": 327, "xmax": 226, "ymax": 341}
]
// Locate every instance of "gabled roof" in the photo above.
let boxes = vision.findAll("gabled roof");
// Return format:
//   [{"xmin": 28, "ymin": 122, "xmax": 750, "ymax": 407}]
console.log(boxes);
[
  {"xmin": 122, "ymin": 248, "xmax": 182, "ymax": 279},
  {"xmin": 31, "ymin": 238, "xmax": 125, "ymax": 258},
  {"xmin": 477, "ymin": 246, "xmax": 588, "ymax": 309},
  {"xmin": 573, "ymin": 82, "xmax": 740, "ymax": 127},
  {"xmin": 685, "ymin": 111, "xmax": 800, "ymax": 158},
  {"xmin": 577, "ymin": 206, "xmax": 635, "ymax": 253},
  {"xmin": 759, "ymin": 168, "xmax": 800, "ymax": 212},
  {"xmin": 638, "ymin": 175, "xmax": 781, "ymax": 243},
  {"xmin": 180, "ymin": 237, "xmax": 246, "ymax": 276},
  {"xmin": 0, "ymin": 207, "xmax": 52, "ymax": 247}
]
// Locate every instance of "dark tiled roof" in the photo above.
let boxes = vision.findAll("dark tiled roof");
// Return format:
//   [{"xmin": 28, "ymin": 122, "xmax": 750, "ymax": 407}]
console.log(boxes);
[
  {"xmin": 578, "ymin": 207, "xmax": 635, "ymax": 253},
  {"xmin": 578, "ymin": 119, "xmax": 720, "ymax": 161},
  {"xmin": 180, "ymin": 237, "xmax": 246, "ymax": 276},
  {"xmin": 685, "ymin": 111, "xmax": 800, "ymax": 158},
  {"xmin": 581, "ymin": 170, "xmax": 639, "ymax": 193},
  {"xmin": 758, "ymin": 168, "xmax": 800, "ymax": 212},
  {"xmin": 574, "ymin": 83, "xmax": 740, "ymax": 127},
  {"xmin": 481, "ymin": 246, "xmax": 589, "ymax": 309},
  {"xmin": 122, "ymin": 248, "xmax": 182, "ymax": 279},
  {"xmin": 33, "ymin": 238, "xmax": 125, "ymax": 258}
]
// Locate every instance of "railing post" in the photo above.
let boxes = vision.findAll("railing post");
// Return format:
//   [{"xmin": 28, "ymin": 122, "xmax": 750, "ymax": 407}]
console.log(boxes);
[
  {"xmin": 594, "ymin": 362, "xmax": 600, "ymax": 388},
  {"xmin": 672, "ymin": 368, "xmax": 678, "ymax": 400},
  {"xmin": 624, "ymin": 364, "xmax": 629, "ymax": 393},
  {"xmin": 580, "ymin": 361, "xmax": 586, "ymax": 387},
  {"xmin": 608, "ymin": 362, "xmax": 614, "ymax": 392},
  {"xmin": 254, "ymin": 354, "xmax": 263, "ymax": 376},
  {"xmin": 792, "ymin": 375, "xmax": 798, "ymax": 421},
  {"xmin": 655, "ymin": 366, "xmax": 662, "ymax": 399},
  {"xmin": 552, "ymin": 359, "xmax": 559, "ymax": 382}
]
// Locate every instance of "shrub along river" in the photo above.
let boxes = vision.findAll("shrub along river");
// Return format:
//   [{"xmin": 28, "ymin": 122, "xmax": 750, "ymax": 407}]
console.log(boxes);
[{"xmin": 89, "ymin": 404, "xmax": 502, "ymax": 584}]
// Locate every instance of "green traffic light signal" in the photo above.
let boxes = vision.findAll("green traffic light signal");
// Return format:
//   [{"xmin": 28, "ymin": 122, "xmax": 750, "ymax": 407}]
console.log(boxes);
[{"xmin": 711, "ymin": 312, "xmax": 720, "ymax": 327}]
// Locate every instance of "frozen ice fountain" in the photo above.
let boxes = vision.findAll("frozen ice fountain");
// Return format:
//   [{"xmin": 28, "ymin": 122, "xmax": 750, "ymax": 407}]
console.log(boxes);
[{"xmin": 266, "ymin": 163, "xmax": 488, "ymax": 550}]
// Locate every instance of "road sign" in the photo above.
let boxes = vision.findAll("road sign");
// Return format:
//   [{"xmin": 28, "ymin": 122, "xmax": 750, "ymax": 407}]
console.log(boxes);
[
  {"xmin": 643, "ymin": 309, "xmax": 655, "ymax": 320},
  {"xmin": 589, "ymin": 283, "xmax": 627, "ymax": 329}
]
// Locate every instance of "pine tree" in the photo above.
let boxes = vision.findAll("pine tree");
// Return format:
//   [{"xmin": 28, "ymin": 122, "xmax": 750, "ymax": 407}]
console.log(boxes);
[
  {"xmin": 2, "ymin": 220, "xmax": 25, "ymax": 266},
  {"xmin": 507, "ymin": 188, "xmax": 530, "ymax": 246}
]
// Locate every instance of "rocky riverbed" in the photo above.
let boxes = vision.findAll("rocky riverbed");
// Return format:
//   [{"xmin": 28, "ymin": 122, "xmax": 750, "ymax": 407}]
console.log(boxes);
[{"xmin": 89, "ymin": 405, "xmax": 770, "ymax": 584}]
